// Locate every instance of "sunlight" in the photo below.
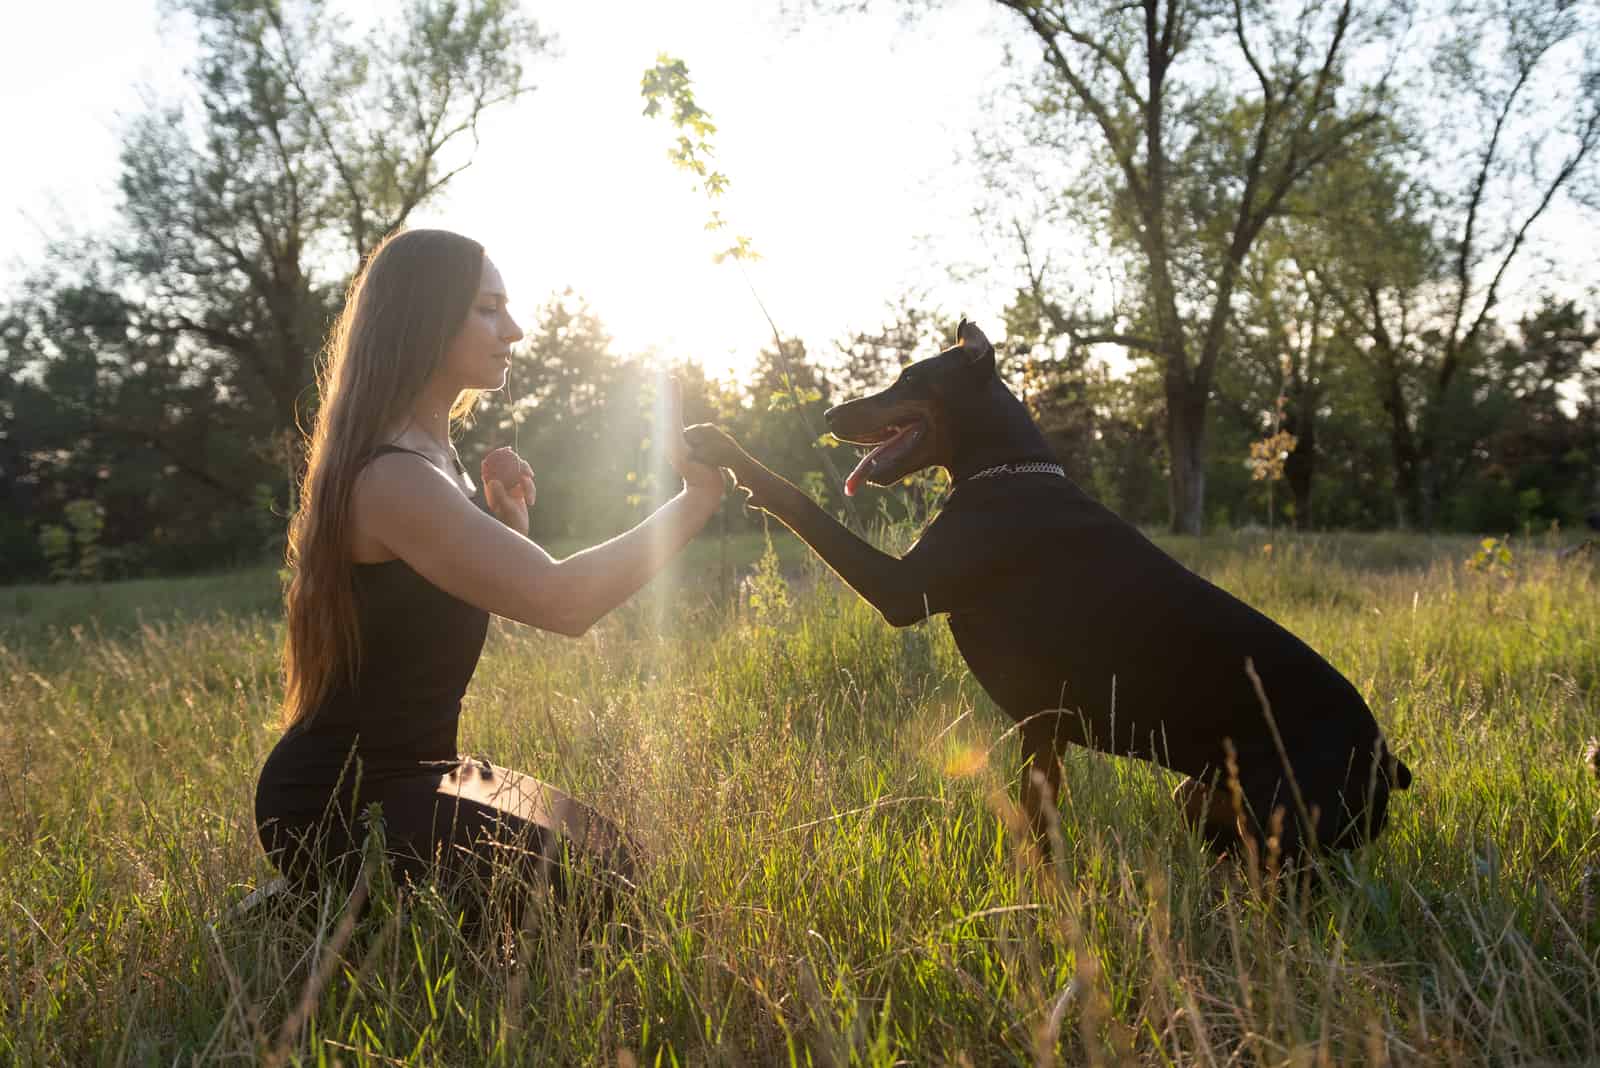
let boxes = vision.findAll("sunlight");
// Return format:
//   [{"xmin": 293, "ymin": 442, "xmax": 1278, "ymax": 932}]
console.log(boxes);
[
  {"xmin": 647, "ymin": 366, "xmax": 676, "ymax": 638},
  {"xmin": 5, "ymin": 0, "xmax": 1027, "ymax": 386},
  {"xmin": 423, "ymin": 93, "xmax": 786, "ymax": 384},
  {"xmin": 396, "ymin": 2, "xmax": 1021, "ymax": 386}
]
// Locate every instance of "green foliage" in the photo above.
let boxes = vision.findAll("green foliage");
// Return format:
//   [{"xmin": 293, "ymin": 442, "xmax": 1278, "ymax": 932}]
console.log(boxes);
[
  {"xmin": 1328, "ymin": 1, "xmax": 1600, "ymax": 528},
  {"xmin": 736, "ymin": 339, "xmax": 846, "ymax": 516},
  {"xmin": 1, "ymin": 0, "xmax": 549, "ymax": 581},
  {"xmin": 1465, "ymin": 536, "xmax": 1515, "ymax": 577},
  {"xmin": 37, "ymin": 499, "xmax": 107, "ymax": 583},
  {"xmin": 766, "ymin": 385, "xmax": 823, "ymax": 412},
  {"xmin": 456, "ymin": 293, "xmax": 749, "ymax": 542},
  {"xmin": 798, "ymin": 470, "xmax": 831, "ymax": 504},
  {"xmin": 63, "ymin": 499, "xmax": 106, "ymax": 582},
  {"xmin": 5, "ymin": 0, "xmax": 1599, "ymax": 593},
  {"xmin": 640, "ymin": 54, "xmax": 757, "ymax": 264},
  {"xmin": 37, "ymin": 523, "xmax": 72, "ymax": 583},
  {"xmin": 975, "ymin": 0, "xmax": 1411, "ymax": 533},
  {"xmin": 741, "ymin": 528, "xmax": 792, "ymax": 626}
]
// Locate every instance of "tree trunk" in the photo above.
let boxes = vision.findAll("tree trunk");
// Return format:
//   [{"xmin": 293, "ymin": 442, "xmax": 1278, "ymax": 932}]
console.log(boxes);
[
  {"xmin": 1284, "ymin": 406, "xmax": 1315, "ymax": 529},
  {"xmin": 1373, "ymin": 352, "xmax": 1422, "ymax": 528},
  {"xmin": 1166, "ymin": 386, "xmax": 1208, "ymax": 534},
  {"xmin": 1390, "ymin": 453, "xmax": 1421, "ymax": 529},
  {"xmin": 1417, "ymin": 454, "xmax": 1440, "ymax": 531}
]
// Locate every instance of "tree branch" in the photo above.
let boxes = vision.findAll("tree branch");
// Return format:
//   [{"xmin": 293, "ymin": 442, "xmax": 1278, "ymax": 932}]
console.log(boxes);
[
  {"xmin": 1232, "ymin": 0, "xmax": 1274, "ymax": 104},
  {"xmin": 262, "ymin": 5, "xmax": 371, "ymax": 258},
  {"xmin": 1037, "ymin": 5, "xmax": 1146, "ymax": 114},
  {"xmin": 996, "ymin": 0, "xmax": 1148, "ymax": 205}
]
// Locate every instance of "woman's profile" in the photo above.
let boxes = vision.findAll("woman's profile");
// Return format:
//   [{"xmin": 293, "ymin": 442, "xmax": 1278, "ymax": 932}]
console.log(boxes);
[{"xmin": 255, "ymin": 228, "xmax": 723, "ymax": 925}]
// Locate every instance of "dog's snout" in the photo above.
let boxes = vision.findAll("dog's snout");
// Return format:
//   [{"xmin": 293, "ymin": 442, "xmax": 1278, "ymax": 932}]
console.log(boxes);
[{"xmin": 825, "ymin": 397, "xmax": 871, "ymax": 429}]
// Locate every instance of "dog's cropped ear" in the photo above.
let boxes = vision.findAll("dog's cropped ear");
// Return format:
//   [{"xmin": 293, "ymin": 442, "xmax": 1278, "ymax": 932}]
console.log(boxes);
[{"xmin": 957, "ymin": 318, "xmax": 996, "ymax": 371}]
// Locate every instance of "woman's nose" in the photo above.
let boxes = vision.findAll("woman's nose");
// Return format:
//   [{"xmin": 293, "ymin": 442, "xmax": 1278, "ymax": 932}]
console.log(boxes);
[{"xmin": 504, "ymin": 315, "xmax": 524, "ymax": 344}]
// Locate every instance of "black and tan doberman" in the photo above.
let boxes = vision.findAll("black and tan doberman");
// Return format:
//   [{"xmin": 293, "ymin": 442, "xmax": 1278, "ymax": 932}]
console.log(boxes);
[{"xmin": 687, "ymin": 320, "xmax": 1411, "ymax": 863}]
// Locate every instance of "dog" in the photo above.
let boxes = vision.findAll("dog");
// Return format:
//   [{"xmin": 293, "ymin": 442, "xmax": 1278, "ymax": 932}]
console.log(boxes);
[{"xmin": 685, "ymin": 319, "xmax": 1411, "ymax": 863}]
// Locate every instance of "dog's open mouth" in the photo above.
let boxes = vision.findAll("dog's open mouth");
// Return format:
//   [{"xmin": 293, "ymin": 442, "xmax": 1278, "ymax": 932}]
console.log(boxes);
[{"xmin": 843, "ymin": 421, "xmax": 926, "ymax": 496}]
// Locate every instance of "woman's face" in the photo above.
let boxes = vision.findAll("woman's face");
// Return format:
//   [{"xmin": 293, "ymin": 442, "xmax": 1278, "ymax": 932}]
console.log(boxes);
[{"xmin": 441, "ymin": 255, "xmax": 523, "ymax": 391}]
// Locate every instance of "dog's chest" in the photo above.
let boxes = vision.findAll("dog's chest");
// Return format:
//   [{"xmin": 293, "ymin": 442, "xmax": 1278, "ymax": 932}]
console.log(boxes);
[
  {"xmin": 928, "ymin": 489, "xmax": 1159, "ymax": 717},
  {"xmin": 945, "ymin": 599, "xmax": 1080, "ymax": 716}
]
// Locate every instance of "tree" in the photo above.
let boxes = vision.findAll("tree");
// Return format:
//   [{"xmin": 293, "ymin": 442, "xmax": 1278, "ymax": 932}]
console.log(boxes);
[
  {"xmin": 0, "ymin": 263, "xmax": 251, "ymax": 576},
  {"xmin": 1, "ymin": 0, "xmax": 548, "ymax": 577},
  {"xmin": 1460, "ymin": 299, "xmax": 1599, "ymax": 530},
  {"xmin": 831, "ymin": 301, "xmax": 952, "ymax": 397},
  {"xmin": 1343, "ymin": 0, "xmax": 1600, "ymax": 527},
  {"xmin": 984, "ymin": 0, "xmax": 1408, "ymax": 533},
  {"xmin": 740, "ymin": 338, "xmax": 838, "ymax": 504},
  {"xmin": 1229, "ymin": 202, "xmax": 1365, "ymax": 527},
  {"xmin": 121, "ymin": 0, "xmax": 548, "ymax": 462},
  {"xmin": 457, "ymin": 292, "xmax": 670, "ymax": 543},
  {"xmin": 1000, "ymin": 220, "xmax": 1105, "ymax": 490}
]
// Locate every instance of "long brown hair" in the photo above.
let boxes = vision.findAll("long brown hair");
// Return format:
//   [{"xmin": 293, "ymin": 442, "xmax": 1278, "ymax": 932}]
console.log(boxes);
[{"xmin": 281, "ymin": 228, "xmax": 485, "ymax": 730}]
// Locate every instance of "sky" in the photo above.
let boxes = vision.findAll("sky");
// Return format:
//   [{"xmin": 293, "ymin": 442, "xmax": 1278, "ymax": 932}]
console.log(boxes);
[
  {"xmin": 2, "ymin": 0, "xmax": 1595, "ymax": 385},
  {"xmin": 0, "ymin": 0, "xmax": 1026, "ymax": 383}
]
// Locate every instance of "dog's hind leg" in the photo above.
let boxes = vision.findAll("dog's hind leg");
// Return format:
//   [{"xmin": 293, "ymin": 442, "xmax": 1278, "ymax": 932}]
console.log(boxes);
[
  {"xmin": 1020, "ymin": 718, "xmax": 1066, "ymax": 859},
  {"xmin": 1172, "ymin": 776, "xmax": 1245, "ymax": 854}
]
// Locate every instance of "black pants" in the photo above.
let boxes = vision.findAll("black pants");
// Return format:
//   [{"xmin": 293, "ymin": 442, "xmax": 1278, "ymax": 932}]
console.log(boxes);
[{"xmin": 257, "ymin": 757, "xmax": 636, "ymax": 928}]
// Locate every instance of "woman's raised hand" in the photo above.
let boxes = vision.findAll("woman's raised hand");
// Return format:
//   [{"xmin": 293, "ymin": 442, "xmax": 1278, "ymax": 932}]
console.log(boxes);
[
  {"xmin": 482, "ymin": 446, "xmax": 536, "ymax": 536},
  {"xmin": 663, "ymin": 376, "xmax": 724, "ymax": 496}
]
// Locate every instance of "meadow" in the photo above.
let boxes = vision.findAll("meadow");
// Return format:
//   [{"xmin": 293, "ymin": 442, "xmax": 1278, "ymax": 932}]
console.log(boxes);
[{"xmin": 3, "ymin": 526, "xmax": 1599, "ymax": 1066}]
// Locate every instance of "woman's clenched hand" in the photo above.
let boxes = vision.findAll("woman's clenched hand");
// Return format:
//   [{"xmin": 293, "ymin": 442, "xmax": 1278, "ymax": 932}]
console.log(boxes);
[{"xmin": 482, "ymin": 446, "xmax": 536, "ymax": 536}]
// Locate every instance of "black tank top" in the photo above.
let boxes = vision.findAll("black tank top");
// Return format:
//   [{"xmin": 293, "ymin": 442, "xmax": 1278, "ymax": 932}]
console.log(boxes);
[{"xmin": 256, "ymin": 445, "xmax": 492, "ymax": 821}]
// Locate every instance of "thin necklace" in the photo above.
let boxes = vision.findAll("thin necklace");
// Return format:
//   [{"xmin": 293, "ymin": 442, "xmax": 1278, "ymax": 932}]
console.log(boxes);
[{"xmin": 509, "ymin": 357, "xmax": 519, "ymax": 454}]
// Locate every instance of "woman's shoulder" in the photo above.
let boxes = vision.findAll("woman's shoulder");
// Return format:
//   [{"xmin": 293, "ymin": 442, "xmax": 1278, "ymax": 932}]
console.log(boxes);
[
  {"xmin": 350, "ymin": 446, "xmax": 483, "ymax": 563},
  {"xmin": 357, "ymin": 444, "xmax": 451, "ymax": 492},
  {"xmin": 365, "ymin": 440, "xmax": 462, "ymax": 471},
  {"xmin": 358, "ymin": 441, "xmax": 476, "ymax": 495}
]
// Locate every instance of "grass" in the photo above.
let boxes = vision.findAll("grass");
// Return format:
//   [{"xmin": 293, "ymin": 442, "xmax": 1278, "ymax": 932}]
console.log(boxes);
[{"xmin": 2, "ymin": 525, "xmax": 1598, "ymax": 1065}]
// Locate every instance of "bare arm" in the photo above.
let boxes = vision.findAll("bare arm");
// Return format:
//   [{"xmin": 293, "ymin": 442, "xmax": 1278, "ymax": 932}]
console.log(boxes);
[
  {"xmin": 356, "ymin": 455, "xmax": 722, "ymax": 637},
  {"xmin": 538, "ymin": 485, "xmax": 722, "ymax": 633}
]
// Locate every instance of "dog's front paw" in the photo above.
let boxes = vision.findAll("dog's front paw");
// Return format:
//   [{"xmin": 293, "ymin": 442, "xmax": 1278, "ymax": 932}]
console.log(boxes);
[
  {"xmin": 685, "ymin": 424, "xmax": 785, "ymax": 512},
  {"xmin": 684, "ymin": 424, "xmax": 752, "ymax": 472}
]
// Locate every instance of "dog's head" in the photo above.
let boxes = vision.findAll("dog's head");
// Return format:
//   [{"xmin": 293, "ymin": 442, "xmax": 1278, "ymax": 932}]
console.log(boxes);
[{"xmin": 828, "ymin": 319, "xmax": 997, "ymax": 496}]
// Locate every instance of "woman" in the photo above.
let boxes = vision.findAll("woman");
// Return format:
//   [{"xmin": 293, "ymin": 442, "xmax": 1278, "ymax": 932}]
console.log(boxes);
[{"xmin": 255, "ymin": 228, "xmax": 723, "ymax": 921}]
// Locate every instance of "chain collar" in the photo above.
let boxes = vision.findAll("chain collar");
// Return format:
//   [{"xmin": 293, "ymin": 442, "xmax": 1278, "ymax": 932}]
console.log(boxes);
[{"xmin": 962, "ymin": 461, "xmax": 1066, "ymax": 483}]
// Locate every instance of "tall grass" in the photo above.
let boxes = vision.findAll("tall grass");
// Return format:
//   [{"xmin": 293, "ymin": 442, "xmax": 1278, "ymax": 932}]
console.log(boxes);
[{"xmin": 2, "ymin": 529, "xmax": 1597, "ymax": 1065}]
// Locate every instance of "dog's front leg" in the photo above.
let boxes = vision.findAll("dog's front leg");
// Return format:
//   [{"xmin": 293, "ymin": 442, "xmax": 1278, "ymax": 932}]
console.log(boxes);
[
  {"xmin": 762, "ymin": 483, "xmax": 944, "ymax": 626},
  {"xmin": 1021, "ymin": 716, "xmax": 1065, "ymax": 860},
  {"xmin": 685, "ymin": 425, "xmax": 942, "ymax": 627}
]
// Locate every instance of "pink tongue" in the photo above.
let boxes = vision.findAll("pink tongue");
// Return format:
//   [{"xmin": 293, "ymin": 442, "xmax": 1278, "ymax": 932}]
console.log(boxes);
[
  {"xmin": 844, "ymin": 461, "xmax": 869, "ymax": 497},
  {"xmin": 843, "ymin": 428, "xmax": 909, "ymax": 497}
]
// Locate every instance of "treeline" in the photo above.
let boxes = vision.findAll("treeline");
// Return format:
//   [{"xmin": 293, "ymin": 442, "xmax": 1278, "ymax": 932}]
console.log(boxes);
[
  {"xmin": 8, "ymin": 279, "xmax": 1596, "ymax": 585},
  {"xmin": 3, "ymin": 0, "xmax": 1599, "ymax": 584}
]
